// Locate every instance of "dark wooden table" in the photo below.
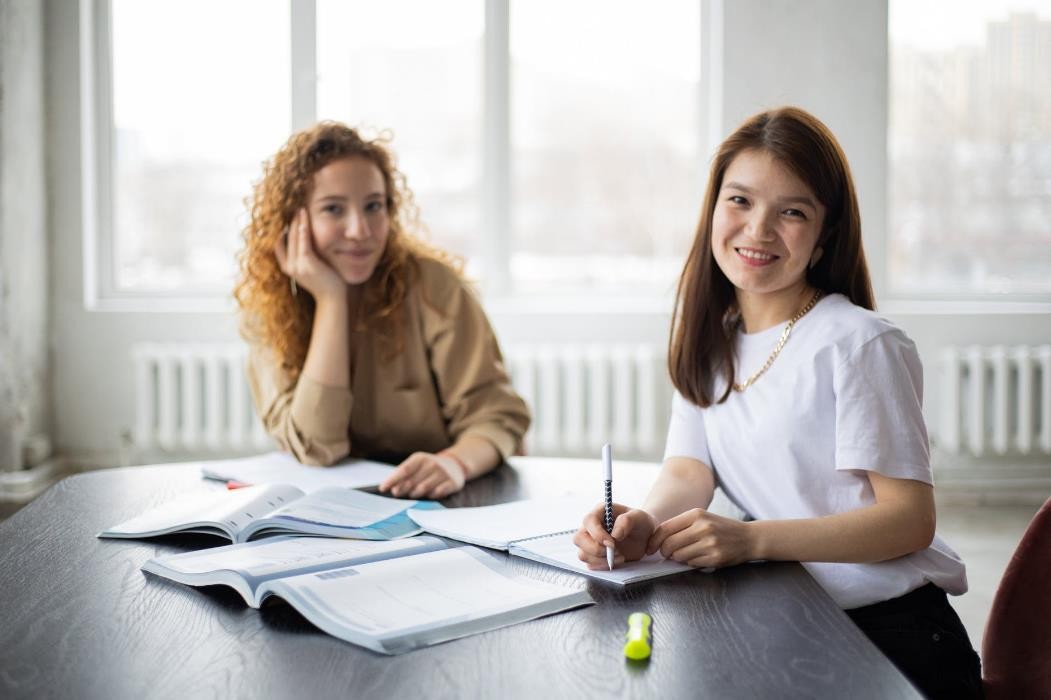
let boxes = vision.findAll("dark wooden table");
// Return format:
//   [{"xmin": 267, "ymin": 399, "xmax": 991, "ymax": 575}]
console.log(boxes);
[{"xmin": 0, "ymin": 457, "xmax": 918, "ymax": 699}]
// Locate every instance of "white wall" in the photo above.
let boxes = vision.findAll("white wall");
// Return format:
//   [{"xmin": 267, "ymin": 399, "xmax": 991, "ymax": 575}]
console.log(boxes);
[
  {"xmin": 45, "ymin": 0, "xmax": 238, "ymax": 465},
  {"xmin": 715, "ymin": 0, "xmax": 889, "ymax": 298},
  {"xmin": 42, "ymin": 0, "xmax": 1051, "ymax": 483},
  {"xmin": 1, "ymin": 0, "xmax": 49, "ymax": 470}
]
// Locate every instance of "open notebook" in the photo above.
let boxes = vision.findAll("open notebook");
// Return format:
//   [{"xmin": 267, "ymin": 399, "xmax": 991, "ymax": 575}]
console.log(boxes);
[
  {"xmin": 99, "ymin": 485, "xmax": 439, "ymax": 543},
  {"xmin": 407, "ymin": 497, "xmax": 695, "ymax": 585},
  {"xmin": 142, "ymin": 535, "xmax": 593, "ymax": 655}
]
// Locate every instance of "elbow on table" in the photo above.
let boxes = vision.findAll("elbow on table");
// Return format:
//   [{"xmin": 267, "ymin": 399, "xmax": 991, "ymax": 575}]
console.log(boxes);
[
  {"xmin": 277, "ymin": 435, "xmax": 350, "ymax": 467},
  {"xmin": 311, "ymin": 441, "xmax": 352, "ymax": 467}
]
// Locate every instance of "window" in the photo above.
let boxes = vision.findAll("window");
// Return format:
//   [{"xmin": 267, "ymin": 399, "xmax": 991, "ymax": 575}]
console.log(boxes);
[
  {"xmin": 89, "ymin": 1, "xmax": 701, "ymax": 303},
  {"xmin": 889, "ymin": 1, "xmax": 1051, "ymax": 296},
  {"xmin": 108, "ymin": 0, "xmax": 290, "ymax": 295},
  {"xmin": 509, "ymin": 0, "xmax": 701, "ymax": 296},
  {"xmin": 315, "ymin": 0, "xmax": 483, "ymax": 263}
]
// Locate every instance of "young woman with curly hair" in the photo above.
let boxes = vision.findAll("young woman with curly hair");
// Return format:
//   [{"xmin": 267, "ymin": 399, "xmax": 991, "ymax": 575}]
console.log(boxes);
[
  {"xmin": 574, "ymin": 107, "xmax": 981, "ymax": 698},
  {"xmin": 235, "ymin": 122, "xmax": 530, "ymax": 499}
]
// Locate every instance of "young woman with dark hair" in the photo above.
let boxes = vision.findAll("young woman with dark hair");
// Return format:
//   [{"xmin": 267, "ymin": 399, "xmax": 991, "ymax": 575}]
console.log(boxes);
[{"xmin": 575, "ymin": 107, "xmax": 981, "ymax": 698}]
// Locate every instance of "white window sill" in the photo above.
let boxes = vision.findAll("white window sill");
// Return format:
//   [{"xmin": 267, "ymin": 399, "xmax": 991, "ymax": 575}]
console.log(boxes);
[{"xmin": 880, "ymin": 299, "xmax": 1051, "ymax": 316}]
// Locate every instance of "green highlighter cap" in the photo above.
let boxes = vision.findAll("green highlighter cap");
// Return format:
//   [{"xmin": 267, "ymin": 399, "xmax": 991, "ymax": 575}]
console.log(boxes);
[{"xmin": 623, "ymin": 612, "xmax": 652, "ymax": 660}]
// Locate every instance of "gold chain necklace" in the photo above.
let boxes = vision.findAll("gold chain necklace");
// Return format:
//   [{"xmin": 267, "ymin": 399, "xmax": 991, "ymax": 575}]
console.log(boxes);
[{"xmin": 732, "ymin": 290, "xmax": 824, "ymax": 392}]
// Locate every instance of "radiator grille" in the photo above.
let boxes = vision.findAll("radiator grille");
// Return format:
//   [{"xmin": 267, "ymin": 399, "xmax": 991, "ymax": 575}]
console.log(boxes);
[
  {"xmin": 939, "ymin": 345, "xmax": 1051, "ymax": 456},
  {"xmin": 131, "ymin": 342, "xmax": 668, "ymax": 459}
]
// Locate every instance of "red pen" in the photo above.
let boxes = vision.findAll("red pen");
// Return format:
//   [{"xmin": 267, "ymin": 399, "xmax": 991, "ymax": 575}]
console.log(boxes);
[{"xmin": 226, "ymin": 480, "xmax": 252, "ymax": 490}]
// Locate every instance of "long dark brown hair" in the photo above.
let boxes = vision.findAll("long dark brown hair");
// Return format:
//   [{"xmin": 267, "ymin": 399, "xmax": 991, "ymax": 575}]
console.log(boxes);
[{"xmin": 668, "ymin": 106, "xmax": 875, "ymax": 407}]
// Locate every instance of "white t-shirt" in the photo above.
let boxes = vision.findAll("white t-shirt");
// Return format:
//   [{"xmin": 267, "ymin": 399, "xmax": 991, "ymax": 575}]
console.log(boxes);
[{"xmin": 664, "ymin": 293, "xmax": 967, "ymax": 609}]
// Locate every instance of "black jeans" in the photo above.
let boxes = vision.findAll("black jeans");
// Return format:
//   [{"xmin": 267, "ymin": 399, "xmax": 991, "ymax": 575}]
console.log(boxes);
[{"xmin": 846, "ymin": 583, "xmax": 983, "ymax": 699}]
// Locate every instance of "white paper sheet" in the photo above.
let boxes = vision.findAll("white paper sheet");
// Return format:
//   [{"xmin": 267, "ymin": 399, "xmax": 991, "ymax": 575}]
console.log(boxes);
[
  {"xmin": 510, "ymin": 531, "xmax": 696, "ymax": 585},
  {"xmin": 200, "ymin": 452, "xmax": 396, "ymax": 492},
  {"xmin": 406, "ymin": 495, "xmax": 593, "ymax": 549}
]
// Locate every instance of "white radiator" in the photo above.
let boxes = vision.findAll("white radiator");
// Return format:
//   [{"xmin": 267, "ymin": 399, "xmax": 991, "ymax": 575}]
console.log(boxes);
[
  {"xmin": 131, "ymin": 343, "xmax": 271, "ymax": 453},
  {"xmin": 506, "ymin": 344, "xmax": 665, "ymax": 458},
  {"xmin": 131, "ymin": 342, "xmax": 668, "ymax": 459},
  {"xmin": 939, "ymin": 345, "xmax": 1051, "ymax": 456}
]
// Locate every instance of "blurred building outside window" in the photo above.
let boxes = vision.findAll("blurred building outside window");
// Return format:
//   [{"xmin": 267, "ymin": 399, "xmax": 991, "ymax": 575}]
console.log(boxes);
[{"xmin": 889, "ymin": 1, "xmax": 1051, "ymax": 296}]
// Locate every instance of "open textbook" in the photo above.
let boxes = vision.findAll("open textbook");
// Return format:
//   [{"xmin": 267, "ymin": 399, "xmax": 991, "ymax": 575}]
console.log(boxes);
[
  {"xmin": 99, "ymin": 484, "xmax": 439, "ymax": 543},
  {"xmin": 407, "ymin": 497, "xmax": 695, "ymax": 585},
  {"xmin": 199, "ymin": 452, "xmax": 396, "ymax": 492},
  {"xmin": 142, "ymin": 536, "xmax": 593, "ymax": 654}
]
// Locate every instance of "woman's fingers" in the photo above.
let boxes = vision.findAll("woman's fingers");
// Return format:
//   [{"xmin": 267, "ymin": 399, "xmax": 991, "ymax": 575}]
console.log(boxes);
[
  {"xmin": 382, "ymin": 453, "xmax": 467, "ymax": 499},
  {"xmin": 647, "ymin": 509, "xmax": 696, "ymax": 555},
  {"xmin": 280, "ymin": 208, "xmax": 348, "ymax": 300},
  {"xmin": 430, "ymin": 480, "xmax": 458, "ymax": 500},
  {"xmin": 573, "ymin": 530, "xmax": 624, "ymax": 568},
  {"xmin": 611, "ymin": 509, "xmax": 647, "ymax": 541},
  {"xmin": 577, "ymin": 504, "xmax": 652, "ymax": 567},
  {"xmin": 583, "ymin": 506, "xmax": 615, "ymax": 548},
  {"xmin": 274, "ymin": 211, "xmax": 301, "ymax": 276},
  {"xmin": 666, "ymin": 540, "xmax": 711, "ymax": 566},
  {"xmin": 294, "ymin": 208, "xmax": 308, "ymax": 262},
  {"xmin": 581, "ymin": 552, "xmax": 625, "ymax": 570},
  {"xmin": 380, "ymin": 453, "xmax": 426, "ymax": 494},
  {"xmin": 572, "ymin": 526, "xmax": 608, "ymax": 559},
  {"xmin": 409, "ymin": 470, "xmax": 448, "ymax": 499}
]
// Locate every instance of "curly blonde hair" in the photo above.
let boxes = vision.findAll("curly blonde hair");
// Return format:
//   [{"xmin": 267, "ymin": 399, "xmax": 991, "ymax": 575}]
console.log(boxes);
[{"xmin": 234, "ymin": 121, "xmax": 461, "ymax": 377}]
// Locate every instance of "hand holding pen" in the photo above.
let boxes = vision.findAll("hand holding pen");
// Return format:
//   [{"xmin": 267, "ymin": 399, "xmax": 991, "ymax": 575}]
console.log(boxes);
[
  {"xmin": 573, "ymin": 502, "xmax": 657, "ymax": 570},
  {"xmin": 572, "ymin": 443, "xmax": 658, "ymax": 570}
]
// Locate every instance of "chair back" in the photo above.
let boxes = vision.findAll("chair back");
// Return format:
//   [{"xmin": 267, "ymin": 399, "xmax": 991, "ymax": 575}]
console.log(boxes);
[{"xmin": 982, "ymin": 496, "xmax": 1051, "ymax": 698}]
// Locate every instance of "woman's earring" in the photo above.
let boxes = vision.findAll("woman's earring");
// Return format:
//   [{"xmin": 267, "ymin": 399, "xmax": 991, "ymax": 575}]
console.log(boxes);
[{"xmin": 809, "ymin": 247, "xmax": 824, "ymax": 270}]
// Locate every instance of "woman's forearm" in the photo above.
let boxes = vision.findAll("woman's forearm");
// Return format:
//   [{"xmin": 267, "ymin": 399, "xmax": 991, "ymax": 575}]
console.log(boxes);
[
  {"xmin": 642, "ymin": 457, "xmax": 717, "ymax": 523},
  {"xmin": 443, "ymin": 435, "xmax": 501, "ymax": 480},
  {"xmin": 300, "ymin": 296, "xmax": 351, "ymax": 389},
  {"xmin": 749, "ymin": 483, "xmax": 936, "ymax": 563}
]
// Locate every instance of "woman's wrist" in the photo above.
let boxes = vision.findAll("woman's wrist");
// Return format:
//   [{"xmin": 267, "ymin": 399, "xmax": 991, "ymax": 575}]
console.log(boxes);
[
  {"xmin": 641, "ymin": 500, "xmax": 680, "ymax": 526},
  {"xmin": 313, "ymin": 288, "xmax": 350, "ymax": 314},
  {"xmin": 747, "ymin": 520, "xmax": 768, "ymax": 561},
  {"xmin": 438, "ymin": 449, "xmax": 471, "ymax": 481}
]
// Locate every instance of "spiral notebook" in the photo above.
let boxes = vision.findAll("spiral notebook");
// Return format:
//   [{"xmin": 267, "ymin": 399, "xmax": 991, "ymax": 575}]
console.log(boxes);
[{"xmin": 407, "ymin": 497, "xmax": 695, "ymax": 585}]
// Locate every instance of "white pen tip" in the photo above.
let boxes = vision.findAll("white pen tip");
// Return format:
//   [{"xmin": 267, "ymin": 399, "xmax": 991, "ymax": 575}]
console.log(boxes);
[{"xmin": 606, "ymin": 546, "xmax": 615, "ymax": 571}]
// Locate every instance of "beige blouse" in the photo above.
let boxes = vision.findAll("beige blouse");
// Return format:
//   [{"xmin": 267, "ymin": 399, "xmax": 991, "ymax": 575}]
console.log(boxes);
[{"xmin": 246, "ymin": 256, "xmax": 531, "ymax": 466}]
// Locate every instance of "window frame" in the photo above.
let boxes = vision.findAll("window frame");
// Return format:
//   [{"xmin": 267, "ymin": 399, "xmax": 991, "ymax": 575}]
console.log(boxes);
[
  {"xmin": 884, "ymin": 2, "xmax": 1051, "ymax": 307},
  {"xmin": 81, "ymin": 0, "xmax": 300, "ymax": 311},
  {"xmin": 887, "ymin": 8, "xmax": 1051, "ymax": 306},
  {"xmin": 81, "ymin": 0, "xmax": 706, "ymax": 311},
  {"xmin": 81, "ymin": 0, "xmax": 1051, "ymax": 314}
]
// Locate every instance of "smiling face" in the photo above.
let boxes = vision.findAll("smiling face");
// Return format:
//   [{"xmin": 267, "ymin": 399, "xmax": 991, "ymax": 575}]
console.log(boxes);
[
  {"xmin": 308, "ymin": 156, "xmax": 391, "ymax": 286},
  {"xmin": 711, "ymin": 148, "xmax": 826, "ymax": 302}
]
